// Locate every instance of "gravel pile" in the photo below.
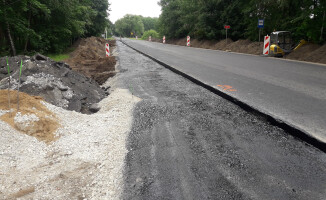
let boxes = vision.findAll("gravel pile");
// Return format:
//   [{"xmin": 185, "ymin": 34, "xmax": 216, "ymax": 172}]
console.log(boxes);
[
  {"xmin": 0, "ymin": 54, "xmax": 106, "ymax": 113},
  {"xmin": 0, "ymin": 88, "xmax": 141, "ymax": 199}
]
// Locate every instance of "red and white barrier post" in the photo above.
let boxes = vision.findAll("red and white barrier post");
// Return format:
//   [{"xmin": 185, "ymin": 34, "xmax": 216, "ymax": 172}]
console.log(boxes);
[
  {"xmin": 163, "ymin": 36, "xmax": 166, "ymax": 44},
  {"xmin": 263, "ymin": 35, "xmax": 270, "ymax": 55},
  {"xmin": 106, "ymin": 43, "xmax": 110, "ymax": 57},
  {"xmin": 149, "ymin": 36, "xmax": 152, "ymax": 42},
  {"xmin": 187, "ymin": 36, "xmax": 190, "ymax": 47}
]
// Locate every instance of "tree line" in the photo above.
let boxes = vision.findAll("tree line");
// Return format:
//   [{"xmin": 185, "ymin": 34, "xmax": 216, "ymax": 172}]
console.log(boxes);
[
  {"xmin": 157, "ymin": 0, "xmax": 326, "ymax": 43},
  {"xmin": 0, "ymin": 0, "xmax": 111, "ymax": 56},
  {"xmin": 114, "ymin": 15, "xmax": 159, "ymax": 37}
]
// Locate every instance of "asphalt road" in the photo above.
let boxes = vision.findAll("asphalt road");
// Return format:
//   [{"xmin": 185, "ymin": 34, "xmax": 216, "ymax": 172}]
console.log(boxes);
[
  {"xmin": 121, "ymin": 38, "xmax": 326, "ymax": 144},
  {"xmin": 116, "ymin": 42, "xmax": 326, "ymax": 200}
]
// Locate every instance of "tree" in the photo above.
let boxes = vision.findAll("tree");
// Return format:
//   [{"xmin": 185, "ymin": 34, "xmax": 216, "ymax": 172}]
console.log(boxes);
[
  {"xmin": 157, "ymin": 0, "xmax": 326, "ymax": 43},
  {"xmin": 115, "ymin": 14, "xmax": 144, "ymax": 37},
  {"xmin": 140, "ymin": 16, "xmax": 159, "ymax": 31},
  {"xmin": 141, "ymin": 29, "xmax": 159, "ymax": 40},
  {"xmin": 0, "ymin": 0, "xmax": 112, "ymax": 55}
]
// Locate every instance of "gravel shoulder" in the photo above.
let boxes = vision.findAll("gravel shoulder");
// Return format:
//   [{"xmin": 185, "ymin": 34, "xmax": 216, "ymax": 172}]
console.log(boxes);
[
  {"xmin": 0, "ymin": 85, "xmax": 140, "ymax": 199},
  {"xmin": 117, "ymin": 41, "xmax": 326, "ymax": 200}
]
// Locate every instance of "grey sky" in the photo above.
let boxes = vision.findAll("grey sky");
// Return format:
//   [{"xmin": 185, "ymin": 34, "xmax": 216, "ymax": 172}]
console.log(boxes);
[{"xmin": 109, "ymin": 0, "xmax": 162, "ymax": 23}]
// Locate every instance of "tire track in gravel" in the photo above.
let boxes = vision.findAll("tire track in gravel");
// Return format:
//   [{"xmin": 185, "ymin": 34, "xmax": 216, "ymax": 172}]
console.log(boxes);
[{"xmin": 117, "ymin": 42, "xmax": 326, "ymax": 200}]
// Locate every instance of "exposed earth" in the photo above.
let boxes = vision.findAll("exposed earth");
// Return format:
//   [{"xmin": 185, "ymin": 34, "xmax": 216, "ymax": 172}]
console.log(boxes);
[{"xmin": 66, "ymin": 37, "xmax": 117, "ymax": 85}]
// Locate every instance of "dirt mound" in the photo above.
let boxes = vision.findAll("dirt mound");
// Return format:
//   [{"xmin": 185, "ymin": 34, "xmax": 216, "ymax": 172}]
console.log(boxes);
[
  {"xmin": 287, "ymin": 43, "xmax": 321, "ymax": 61},
  {"xmin": 227, "ymin": 40, "xmax": 262, "ymax": 55},
  {"xmin": 214, "ymin": 39, "xmax": 234, "ymax": 50},
  {"xmin": 308, "ymin": 44, "xmax": 326, "ymax": 64},
  {"xmin": 0, "ymin": 90, "xmax": 59, "ymax": 143},
  {"xmin": 0, "ymin": 54, "xmax": 106, "ymax": 113},
  {"xmin": 66, "ymin": 37, "xmax": 117, "ymax": 85},
  {"xmin": 287, "ymin": 43, "xmax": 326, "ymax": 64}
]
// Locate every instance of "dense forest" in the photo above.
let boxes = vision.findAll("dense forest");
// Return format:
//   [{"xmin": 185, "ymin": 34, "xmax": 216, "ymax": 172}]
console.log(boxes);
[
  {"xmin": 114, "ymin": 15, "xmax": 159, "ymax": 37},
  {"xmin": 158, "ymin": 0, "xmax": 326, "ymax": 43},
  {"xmin": 0, "ymin": 0, "xmax": 111, "ymax": 56}
]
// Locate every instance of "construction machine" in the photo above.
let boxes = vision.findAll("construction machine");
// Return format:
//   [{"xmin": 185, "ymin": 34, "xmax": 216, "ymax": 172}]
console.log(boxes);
[{"xmin": 269, "ymin": 31, "xmax": 307, "ymax": 57}]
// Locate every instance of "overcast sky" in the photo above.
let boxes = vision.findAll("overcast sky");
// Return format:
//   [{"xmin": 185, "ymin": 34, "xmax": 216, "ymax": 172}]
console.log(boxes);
[{"xmin": 109, "ymin": 0, "xmax": 162, "ymax": 23}]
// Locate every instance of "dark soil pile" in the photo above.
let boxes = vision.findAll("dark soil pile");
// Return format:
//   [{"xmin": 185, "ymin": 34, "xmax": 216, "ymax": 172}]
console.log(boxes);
[
  {"xmin": 286, "ymin": 43, "xmax": 320, "ymax": 60},
  {"xmin": 66, "ymin": 37, "xmax": 117, "ymax": 85},
  {"xmin": 0, "ymin": 54, "xmax": 106, "ymax": 113},
  {"xmin": 287, "ymin": 43, "xmax": 326, "ymax": 64}
]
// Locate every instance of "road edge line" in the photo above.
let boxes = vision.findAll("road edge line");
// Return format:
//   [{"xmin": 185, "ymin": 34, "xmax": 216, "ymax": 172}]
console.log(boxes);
[{"xmin": 120, "ymin": 40, "xmax": 326, "ymax": 153}]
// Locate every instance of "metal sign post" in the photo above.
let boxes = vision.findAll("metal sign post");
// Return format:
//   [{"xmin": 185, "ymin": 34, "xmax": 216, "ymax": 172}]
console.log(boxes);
[
  {"xmin": 258, "ymin": 19, "xmax": 264, "ymax": 43},
  {"xmin": 224, "ymin": 25, "xmax": 230, "ymax": 45}
]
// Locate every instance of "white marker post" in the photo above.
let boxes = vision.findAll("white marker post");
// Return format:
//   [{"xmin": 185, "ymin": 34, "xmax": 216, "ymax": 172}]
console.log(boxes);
[
  {"xmin": 163, "ymin": 36, "xmax": 166, "ymax": 44},
  {"xmin": 187, "ymin": 36, "xmax": 190, "ymax": 47},
  {"xmin": 263, "ymin": 35, "xmax": 270, "ymax": 55},
  {"xmin": 106, "ymin": 43, "xmax": 110, "ymax": 57},
  {"xmin": 149, "ymin": 36, "xmax": 152, "ymax": 42}
]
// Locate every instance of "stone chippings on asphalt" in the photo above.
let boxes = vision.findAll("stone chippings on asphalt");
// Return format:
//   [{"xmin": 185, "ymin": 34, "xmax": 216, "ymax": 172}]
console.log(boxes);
[{"xmin": 0, "ymin": 88, "xmax": 140, "ymax": 199}]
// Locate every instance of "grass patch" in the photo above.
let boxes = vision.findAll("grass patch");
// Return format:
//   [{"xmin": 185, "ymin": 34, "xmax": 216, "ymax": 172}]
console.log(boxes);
[
  {"xmin": 46, "ymin": 54, "xmax": 70, "ymax": 62},
  {"xmin": 46, "ymin": 47, "xmax": 75, "ymax": 62}
]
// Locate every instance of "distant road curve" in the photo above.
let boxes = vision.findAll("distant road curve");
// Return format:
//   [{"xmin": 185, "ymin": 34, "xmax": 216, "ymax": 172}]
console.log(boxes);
[{"xmin": 121, "ymin": 38, "xmax": 326, "ymax": 145}]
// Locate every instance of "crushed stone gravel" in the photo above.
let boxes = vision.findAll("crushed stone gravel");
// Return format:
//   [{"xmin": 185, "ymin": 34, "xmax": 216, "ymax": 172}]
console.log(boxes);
[{"xmin": 0, "ymin": 88, "xmax": 141, "ymax": 200}]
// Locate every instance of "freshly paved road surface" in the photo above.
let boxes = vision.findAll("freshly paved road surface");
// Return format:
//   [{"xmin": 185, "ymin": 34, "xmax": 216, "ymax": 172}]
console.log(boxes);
[
  {"xmin": 121, "ymin": 38, "xmax": 326, "ymax": 144},
  {"xmin": 117, "ymin": 42, "xmax": 326, "ymax": 200}
]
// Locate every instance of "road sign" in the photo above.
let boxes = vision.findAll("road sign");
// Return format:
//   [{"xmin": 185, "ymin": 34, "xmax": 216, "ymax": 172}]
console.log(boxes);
[
  {"xmin": 258, "ymin": 19, "xmax": 264, "ymax": 28},
  {"xmin": 224, "ymin": 25, "xmax": 230, "ymax": 29},
  {"xmin": 187, "ymin": 36, "xmax": 190, "ymax": 47}
]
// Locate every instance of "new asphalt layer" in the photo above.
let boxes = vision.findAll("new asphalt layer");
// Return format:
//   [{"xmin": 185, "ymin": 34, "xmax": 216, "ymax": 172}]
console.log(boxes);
[
  {"xmin": 121, "ymin": 38, "xmax": 326, "ymax": 148},
  {"xmin": 117, "ymin": 41, "xmax": 326, "ymax": 200}
]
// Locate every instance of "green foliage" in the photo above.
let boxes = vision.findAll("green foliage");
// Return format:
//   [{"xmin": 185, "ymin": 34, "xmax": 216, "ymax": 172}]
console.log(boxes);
[
  {"xmin": 140, "ymin": 16, "xmax": 159, "ymax": 31},
  {"xmin": 141, "ymin": 29, "xmax": 159, "ymax": 40},
  {"xmin": 114, "ymin": 15, "xmax": 159, "ymax": 37},
  {"xmin": 158, "ymin": 0, "xmax": 326, "ymax": 43},
  {"xmin": 115, "ymin": 14, "xmax": 144, "ymax": 37},
  {"xmin": 0, "ymin": 0, "xmax": 112, "ymax": 55},
  {"xmin": 46, "ymin": 53, "xmax": 70, "ymax": 62}
]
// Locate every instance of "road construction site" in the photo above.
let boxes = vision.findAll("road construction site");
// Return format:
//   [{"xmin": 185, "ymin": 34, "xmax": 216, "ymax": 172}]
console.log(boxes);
[{"xmin": 0, "ymin": 37, "xmax": 326, "ymax": 199}]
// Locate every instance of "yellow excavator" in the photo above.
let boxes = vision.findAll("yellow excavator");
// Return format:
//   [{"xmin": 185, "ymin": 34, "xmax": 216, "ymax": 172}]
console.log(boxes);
[{"xmin": 269, "ymin": 31, "xmax": 307, "ymax": 57}]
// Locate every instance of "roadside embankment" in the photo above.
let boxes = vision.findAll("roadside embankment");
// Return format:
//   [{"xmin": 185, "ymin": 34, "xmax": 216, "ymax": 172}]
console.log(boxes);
[
  {"xmin": 161, "ymin": 38, "xmax": 326, "ymax": 64},
  {"xmin": 0, "ymin": 37, "xmax": 138, "ymax": 199}
]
